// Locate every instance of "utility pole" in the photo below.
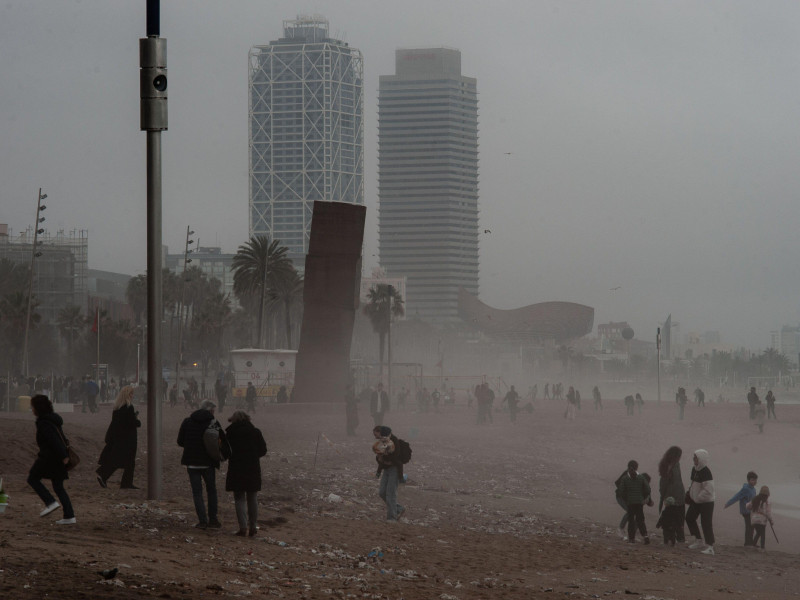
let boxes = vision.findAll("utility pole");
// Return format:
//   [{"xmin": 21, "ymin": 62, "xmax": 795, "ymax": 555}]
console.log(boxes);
[
  {"xmin": 657, "ymin": 327, "xmax": 661, "ymax": 405},
  {"xmin": 175, "ymin": 225, "xmax": 194, "ymax": 400},
  {"xmin": 140, "ymin": 0, "xmax": 167, "ymax": 500},
  {"xmin": 387, "ymin": 285, "xmax": 393, "ymax": 406},
  {"xmin": 22, "ymin": 189, "xmax": 47, "ymax": 377}
]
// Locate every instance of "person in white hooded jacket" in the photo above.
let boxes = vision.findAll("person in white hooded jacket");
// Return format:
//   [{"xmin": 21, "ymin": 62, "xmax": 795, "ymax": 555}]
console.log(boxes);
[{"xmin": 685, "ymin": 448, "xmax": 716, "ymax": 554}]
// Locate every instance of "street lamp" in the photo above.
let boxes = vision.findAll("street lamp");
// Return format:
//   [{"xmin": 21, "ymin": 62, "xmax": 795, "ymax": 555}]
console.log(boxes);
[
  {"xmin": 175, "ymin": 226, "xmax": 194, "ymax": 401},
  {"xmin": 22, "ymin": 188, "xmax": 48, "ymax": 377}
]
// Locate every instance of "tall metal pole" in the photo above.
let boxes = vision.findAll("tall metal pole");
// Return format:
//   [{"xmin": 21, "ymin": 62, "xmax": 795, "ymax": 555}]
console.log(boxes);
[
  {"xmin": 22, "ymin": 188, "xmax": 46, "ymax": 378},
  {"xmin": 657, "ymin": 327, "xmax": 661, "ymax": 405},
  {"xmin": 141, "ymin": 0, "xmax": 167, "ymax": 500},
  {"xmin": 387, "ymin": 285, "xmax": 393, "ymax": 405},
  {"xmin": 175, "ymin": 225, "xmax": 192, "ymax": 399}
]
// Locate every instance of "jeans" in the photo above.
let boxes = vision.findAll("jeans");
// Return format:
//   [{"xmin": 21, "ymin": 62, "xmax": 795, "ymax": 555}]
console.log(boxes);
[
  {"xmin": 685, "ymin": 501, "xmax": 715, "ymax": 546},
  {"xmin": 378, "ymin": 466, "xmax": 404, "ymax": 521},
  {"xmin": 188, "ymin": 467, "xmax": 217, "ymax": 524},
  {"xmin": 28, "ymin": 472, "xmax": 74, "ymax": 519},
  {"xmin": 234, "ymin": 491, "xmax": 258, "ymax": 532}
]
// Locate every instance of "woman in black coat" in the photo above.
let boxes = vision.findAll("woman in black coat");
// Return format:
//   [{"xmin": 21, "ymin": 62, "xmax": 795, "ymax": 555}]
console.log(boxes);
[
  {"xmin": 96, "ymin": 386, "xmax": 141, "ymax": 489},
  {"xmin": 225, "ymin": 411, "xmax": 267, "ymax": 536},
  {"xmin": 27, "ymin": 395, "xmax": 76, "ymax": 524}
]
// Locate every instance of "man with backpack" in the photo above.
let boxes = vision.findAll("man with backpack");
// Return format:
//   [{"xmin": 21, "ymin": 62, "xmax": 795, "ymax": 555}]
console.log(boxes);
[
  {"xmin": 372, "ymin": 425, "xmax": 410, "ymax": 522},
  {"xmin": 177, "ymin": 400, "xmax": 229, "ymax": 530}
]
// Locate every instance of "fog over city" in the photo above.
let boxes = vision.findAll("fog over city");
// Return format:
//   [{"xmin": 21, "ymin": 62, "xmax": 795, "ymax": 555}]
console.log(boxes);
[{"xmin": 3, "ymin": 0, "xmax": 800, "ymax": 349}]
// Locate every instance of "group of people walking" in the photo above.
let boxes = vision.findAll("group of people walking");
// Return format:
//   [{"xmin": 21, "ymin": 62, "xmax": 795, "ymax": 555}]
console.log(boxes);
[
  {"xmin": 27, "ymin": 390, "xmax": 269, "ymax": 537},
  {"xmin": 616, "ymin": 446, "xmax": 776, "ymax": 554}
]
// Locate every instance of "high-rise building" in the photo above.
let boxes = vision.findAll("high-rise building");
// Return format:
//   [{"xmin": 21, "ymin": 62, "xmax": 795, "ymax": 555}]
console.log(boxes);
[
  {"xmin": 248, "ymin": 16, "xmax": 364, "ymax": 267},
  {"xmin": 378, "ymin": 48, "xmax": 479, "ymax": 322}
]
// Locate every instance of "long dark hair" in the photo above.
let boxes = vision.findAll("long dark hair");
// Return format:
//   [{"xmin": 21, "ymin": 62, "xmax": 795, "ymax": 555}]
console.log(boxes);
[
  {"xmin": 658, "ymin": 445, "xmax": 682, "ymax": 478},
  {"xmin": 31, "ymin": 394, "xmax": 53, "ymax": 417},
  {"xmin": 751, "ymin": 492, "xmax": 769, "ymax": 513}
]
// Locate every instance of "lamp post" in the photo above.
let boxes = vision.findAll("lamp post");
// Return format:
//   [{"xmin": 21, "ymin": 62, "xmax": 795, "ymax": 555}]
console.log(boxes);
[
  {"xmin": 141, "ymin": 0, "xmax": 167, "ymax": 500},
  {"xmin": 387, "ymin": 285, "xmax": 393, "ymax": 405},
  {"xmin": 175, "ymin": 226, "xmax": 194, "ymax": 400},
  {"xmin": 22, "ymin": 188, "xmax": 48, "ymax": 377},
  {"xmin": 657, "ymin": 327, "xmax": 661, "ymax": 404}
]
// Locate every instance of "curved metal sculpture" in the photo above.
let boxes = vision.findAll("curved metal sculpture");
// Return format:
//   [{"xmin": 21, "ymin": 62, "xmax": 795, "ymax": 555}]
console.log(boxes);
[{"xmin": 458, "ymin": 288, "xmax": 594, "ymax": 342}]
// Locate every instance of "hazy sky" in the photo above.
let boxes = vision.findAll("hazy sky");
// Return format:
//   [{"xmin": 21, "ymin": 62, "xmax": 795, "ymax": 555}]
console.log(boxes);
[{"xmin": 2, "ymin": 1, "xmax": 800, "ymax": 350}]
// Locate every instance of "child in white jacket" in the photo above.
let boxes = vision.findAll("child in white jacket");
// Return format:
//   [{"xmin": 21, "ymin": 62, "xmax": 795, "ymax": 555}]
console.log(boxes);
[{"xmin": 746, "ymin": 486, "xmax": 774, "ymax": 550}]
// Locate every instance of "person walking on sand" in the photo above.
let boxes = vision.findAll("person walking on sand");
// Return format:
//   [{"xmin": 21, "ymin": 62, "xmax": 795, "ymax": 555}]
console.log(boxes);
[
  {"xmin": 370, "ymin": 382, "xmax": 389, "ymax": 426},
  {"xmin": 245, "ymin": 382, "xmax": 257, "ymax": 413},
  {"xmin": 675, "ymin": 387, "xmax": 688, "ymax": 420},
  {"xmin": 617, "ymin": 460, "xmax": 652, "ymax": 544},
  {"xmin": 686, "ymin": 449, "xmax": 716, "ymax": 555},
  {"xmin": 27, "ymin": 395, "xmax": 76, "ymax": 525},
  {"xmin": 565, "ymin": 386, "xmax": 577, "ymax": 420},
  {"xmin": 96, "ymin": 385, "xmax": 141, "ymax": 489},
  {"xmin": 747, "ymin": 387, "xmax": 759, "ymax": 419},
  {"xmin": 373, "ymin": 425, "xmax": 406, "ymax": 522},
  {"xmin": 225, "ymin": 410, "xmax": 267, "ymax": 537},
  {"xmin": 624, "ymin": 394, "xmax": 635, "ymax": 416},
  {"xmin": 345, "ymin": 383, "xmax": 359, "ymax": 436},
  {"xmin": 177, "ymin": 400, "xmax": 228, "ymax": 530},
  {"xmin": 593, "ymin": 386, "xmax": 602, "ymax": 411},
  {"xmin": 635, "ymin": 393, "xmax": 644, "ymax": 414},
  {"xmin": 502, "ymin": 385, "xmax": 520, "ymax": 423},
  {"xmin": 765, "ymin": 390, "xmax": 777, "ymax": 420},
  {"xmin": 214, "ymin": 378, "xmax": 227, "ymax": 414},
  {"xmin": 657, "ymin": 446, "xmax": 686, "ymax": 545},
  {"xmin": 694, "ymin": 387, "xmax": 705, "ymax": 407},
  {"xmin": 746, "ymin": 486, "xmax": 774, "ymax": 551},
  {"xmin": 724, "ymin": 471, "xmax": 757, "ymax": 547}
]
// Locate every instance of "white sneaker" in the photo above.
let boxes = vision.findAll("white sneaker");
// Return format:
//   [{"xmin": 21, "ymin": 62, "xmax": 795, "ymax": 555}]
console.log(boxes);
[
  {"xmin": 56, "ymin": 517, "xmax": 76, "ymax": 525},
  {"xmin": 701, "ymin": 545, "xmax": 715, "ymax": 555},
  {"xmin": 688, "ymin": 539, "xmax": 705, "ymax": 549},
  {"xmin": 40, "ymin": 502, "xmax": 60, "ymax": 517}
]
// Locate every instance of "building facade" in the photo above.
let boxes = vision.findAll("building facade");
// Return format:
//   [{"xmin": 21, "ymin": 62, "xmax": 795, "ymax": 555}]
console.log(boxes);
[
  {"xmin": 164, "ymin": 246, "xmax": 236, "ymax": 300},
  {"xmin": 0, "ymin": 224, "xmax": 88, "ymax": 323},
  {"xmin": 378, "ymin": 48, "xmax": 479, "ymax": 322},
  {"xmin": 248, "ymin": 16, "xmax": 364, "ymax": 267}
]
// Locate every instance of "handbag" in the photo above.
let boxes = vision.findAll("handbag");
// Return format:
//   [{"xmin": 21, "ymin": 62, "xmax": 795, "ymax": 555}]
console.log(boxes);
[{"xmin": 55, "ymin": 425, "xmax": 80, "ymax": 471}]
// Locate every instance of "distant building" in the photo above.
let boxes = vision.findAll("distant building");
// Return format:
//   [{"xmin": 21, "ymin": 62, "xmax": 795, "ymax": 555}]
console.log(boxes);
[
  {"xmin": 770, "ymin": 325, "xmax": 800, "ymax": 367},
  {"xmin": 164, "ymin": 246, "xmax": 236, "ymax": 300},
  {"xmin": 378, "ymin": 47, "xmax": 479, "ymax": 322},
  {"xmin": 248, "ymin": 16, "xmax": 364, "ymax": 268},
  {"xmin": 0, "ymin": 224, "xmax": 88, "ymax": 323}
]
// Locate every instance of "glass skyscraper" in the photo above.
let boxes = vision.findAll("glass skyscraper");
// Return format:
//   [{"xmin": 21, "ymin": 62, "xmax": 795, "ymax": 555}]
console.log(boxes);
[
  {"xmin": 248, "ymin": 17, "xmax": 364, "ymax": 266},
  {"xmin": 378, "ymin": 48, "xmax": 479, "ymax": 322}
]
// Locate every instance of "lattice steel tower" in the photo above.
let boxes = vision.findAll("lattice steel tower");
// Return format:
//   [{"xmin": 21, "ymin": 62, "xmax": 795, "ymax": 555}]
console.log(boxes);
[
  {"xmin": 248, "ymin": 16, "xmax": 364, "ymax": 267},
  {"xmin": 378, "ymin": 48, "xmax": 479, "ymax": 322}
]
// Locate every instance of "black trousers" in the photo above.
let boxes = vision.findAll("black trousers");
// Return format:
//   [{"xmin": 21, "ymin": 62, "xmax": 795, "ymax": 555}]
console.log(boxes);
[
  {"xmin": 752, "ymin": 523, "xmax": 766, "ymax": 548},
  {"xmin": 685, "ymin": 501, "xmax": 715, "ymax": 546},
  {"xmin": 743, "ymin": 513, "xmax": 753, "ymax": 545},
  {"xmin": 626, "ymin": 503, "xmax": 647, "ymax": 541}
]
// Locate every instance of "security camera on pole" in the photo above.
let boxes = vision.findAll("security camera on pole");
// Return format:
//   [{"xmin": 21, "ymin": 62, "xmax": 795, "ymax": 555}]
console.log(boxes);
[{"xmin": 140, "ymin": 0, "xmax": 166, "ymax": 500}]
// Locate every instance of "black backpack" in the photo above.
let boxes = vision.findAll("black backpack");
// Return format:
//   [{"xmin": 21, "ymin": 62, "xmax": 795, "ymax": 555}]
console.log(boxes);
[{"xmin": 395, "ymin": 438, "xmax": 412, "ymax": 464}]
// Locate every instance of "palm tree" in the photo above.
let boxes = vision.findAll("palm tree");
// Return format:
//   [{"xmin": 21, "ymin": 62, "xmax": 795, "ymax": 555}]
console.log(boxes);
[
  {"xmin": 362, "ymin": 284, "xmax": 404, "ymax": 375},
  {"xmin": 0, "ymin": 291, "xmax": 40, "ymax": 373},
  {"xmin": 191, "ymin": 291, "xmax": 232, "ymax": 377},
  {"xmin": 231, "ymin": 235, "xmax": 293, "ymax": 347},
  {"xmin": 0, "ymin": 258, "xmax": 29, "ymax": 295},
  {"xmin": 268, "ymin": 268, "xmax": 303, "ymax": 349}
]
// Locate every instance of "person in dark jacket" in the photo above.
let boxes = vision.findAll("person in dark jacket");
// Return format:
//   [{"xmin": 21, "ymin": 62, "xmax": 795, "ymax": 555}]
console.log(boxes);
[
  {"xmin": 657, "ymin": 445, "xmax": 686, "ymax": 545},
  {"xmin": 225, "ymin": 411, "xmax": 267, "ymax": 537},
  {"xmin": 177, "ymin": 399, "xmax": 227, "ymax": 529},
  {"xmin": 370, "ymin": 382, "xmax": 389, "ymax": 426},
  {"xmin": 747, "ymin": 387, "xmax": 759, "ymax": 419},
  {"xmin": 245, "ymin": 382, "xmax": 257, "ymax": 412},
  {"xmin": 765, "ymin": 391, "xmax": 776, "ymax": 420},
  {"xmin": 372, "ymin": 425, "xmax": 405, "ymax": 522},
  {"xmin": 96, "ymin": 385, "xmax": 141, "ymax": 489},
  {"xmin": 27, "ymin": 394, "xmax": 76, "ymax": 524},
  {"xmin": 617, "ymin": 459, "xmax": 652, "ymax": 544},
  {"xmin": 214, "ymin": 378, "xmax": 227, "ymax": 414}
]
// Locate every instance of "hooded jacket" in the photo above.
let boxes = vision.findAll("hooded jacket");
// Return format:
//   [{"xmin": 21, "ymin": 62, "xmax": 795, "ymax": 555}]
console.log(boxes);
[
  {"xmin": 688, "ymin": 449, "xmax": 715, "ymax": 504},
  {"xmin": 177, "ymin": 409, "xmax": 224, "ymax": 468},
  {"xmin": 725, "ymin": 483, "xmax": 756, "ymax": 515},
  {"xmin": 32, "ymin": 412, "xmax": 70, "ymax": 480}
]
